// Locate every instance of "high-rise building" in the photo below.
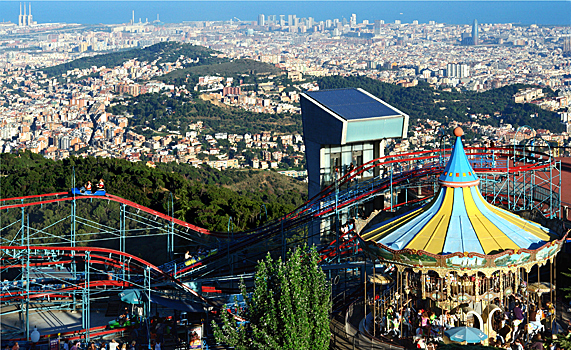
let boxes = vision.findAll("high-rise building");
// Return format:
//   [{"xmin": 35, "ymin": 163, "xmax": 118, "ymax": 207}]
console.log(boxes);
[
  {"xmin": 279, "ymin": 15, "xmax": 285, "ymax": 26},
  {"xmin": 374, "ymin": 19, "xmax": 382, "ymax": 35},
  {"xmin": 288, "ymin": 14, "xmax": 293, "ymax": 26},
  {"xmin": 258, "ymin": 14, "xmax": 265, "ymax": 26},
  {"xmin": 350, "ymin": 14, "xmax": 357, "ymax": 27},
  {"xmin": 446, "ymin": 63, "xmax": 470, "ymax": 78},
  {"xmin": 472, "ymin": 19, "xmax": 479, "ymax": 45},
  {"xmin": 563, "ymin": 36, "xmax": 571, "ymax": 53}
]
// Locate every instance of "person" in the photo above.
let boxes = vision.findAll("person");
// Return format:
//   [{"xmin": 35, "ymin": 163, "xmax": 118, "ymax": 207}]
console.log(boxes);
[
  {"xmin": 12, "ymin": 343, "xmax": 19, "ymax": 350},
  {"xmin": 512, "ymin": 337, "xmax": 524, "ymax": 350},
  {"xmin": 529, "ymin": 334, "xmax": 544, "ymax": 350},
  {"xmin": 108, "ymin": 340, "xmax": 118, "ymax": 350},
  {"xmin": 62, "ymin": 340, "xmax": 69, "ymax": 350},
  {"xmin": 97, "ymin": 179, "xmax": 105, "ymax": 191},
  {"xmin": 512, "ymin": 302, "xmax": 524, "ymax": 340},
  {"xmin": 81, "ymin": 181, "xmax": 92, "ymax": 194},
  {"xmin": 348, "ymin": 163, "xmax": 356, "ymax": 181},
  {"xmin": 87, "ymin": 344, "xmax": 96, "ymax": 350},
  {"xmin": 128, "ymin": 342, "xmax": 136, "ymax": 350},
  {"xmin": 184, "ymin": 251, "xmax": 191, "ymax": 260}
]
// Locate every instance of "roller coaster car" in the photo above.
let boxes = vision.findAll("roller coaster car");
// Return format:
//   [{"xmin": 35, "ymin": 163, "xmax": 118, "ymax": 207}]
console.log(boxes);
[
  {"xmin": 71, "ymin": 188, "xmax": 106, "ymax": 196},
  {"xmin": 107, "ymin": 318, "xmax": 136, "ymax": 329}
]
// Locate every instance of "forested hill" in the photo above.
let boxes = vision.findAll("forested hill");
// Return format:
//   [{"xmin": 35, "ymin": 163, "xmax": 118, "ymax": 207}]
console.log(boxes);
[
  {"xmin": 107, "ymin": 93, "xmax": 301, "ymax": 135},
  {"xmin": 0, "ymin": 152, "xmax": 307, "ymax": 232},
  {"xmin": 40, "ymin": 42, "xmax": 226, "ymax": 78},
  {"xmin": 317, "ymin": 76, "xmax": 563, "ymax": 133}
]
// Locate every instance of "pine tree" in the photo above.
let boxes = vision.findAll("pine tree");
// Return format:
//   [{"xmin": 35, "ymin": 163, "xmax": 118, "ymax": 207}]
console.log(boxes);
[{"xmin": 212, "ymin": 245, "xmax": 331, "ymax": 349}]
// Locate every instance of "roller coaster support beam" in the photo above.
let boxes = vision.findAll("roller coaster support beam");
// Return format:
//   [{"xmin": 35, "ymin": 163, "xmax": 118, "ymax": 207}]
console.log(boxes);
[
  {"xmin": 82, "ymin": 251, "xmax": 91, "ymax": 341},
  {"xmin": 120, "ymin": 203, "xmax": 126, "ymax": 277},
  {"xmin": 144, "ymin": 265, "xmax": 151, "ymax": 350},
  {"xmin": 71, "ymin": 196, "xmax": 78, "ymax": 310},
  {"xmin": 25, "ymin": 215, "xmax": 30, "ymax": 341},
  {"xmin": 390, "ymin": 165, "xmax": 394, "ymax": 211},
  {"xmin": 20, "ymin": 200, "xmax": 24, "ymax": 246},
  {"xmin": 335, "ymin": 170, "xmax": 340, "ymax": 264},
  {"xmin": 168, "ymin": 193, "xmax": 174, "ymax": 261}
]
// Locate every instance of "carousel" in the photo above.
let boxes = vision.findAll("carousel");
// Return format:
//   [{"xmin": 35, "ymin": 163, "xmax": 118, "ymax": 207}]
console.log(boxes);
[{"xmin": 359, "ymin": 127, "xmax": 568, "ymax": 344}]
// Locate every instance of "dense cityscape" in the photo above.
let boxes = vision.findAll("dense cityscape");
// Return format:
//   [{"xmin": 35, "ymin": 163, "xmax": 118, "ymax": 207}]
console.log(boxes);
[{"xmin": 1, "ymin": 5, "xmax": 571, "ymax": 175}]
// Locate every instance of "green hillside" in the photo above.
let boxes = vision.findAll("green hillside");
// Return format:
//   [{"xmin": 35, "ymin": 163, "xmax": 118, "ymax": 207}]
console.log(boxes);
[
  {"xmin": 107, "ymin": 92, "xmax": 301, "ymax": 135},
  {"xmin": 0, "ymin": 152, "xmax": 307, "ymax": 234},
  {"xmin": 317, "ymin": 76, "xmax": 563, "ymax": 133},
  {"xmin": 40, "ymin": 42, "xmax": 226, "ymax": 77},
  {"xmin": 158, "ymin": 58, "xmax": 283, "ymax": 86}
]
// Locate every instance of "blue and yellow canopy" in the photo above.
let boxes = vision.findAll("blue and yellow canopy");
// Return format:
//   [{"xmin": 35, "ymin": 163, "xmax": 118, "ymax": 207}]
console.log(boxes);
[{"xmin": 362, "ymin": 129, "xmax": 554, "ymax": 256}]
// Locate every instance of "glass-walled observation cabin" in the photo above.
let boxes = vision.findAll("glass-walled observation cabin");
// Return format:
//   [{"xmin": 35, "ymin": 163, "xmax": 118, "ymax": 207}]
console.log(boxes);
[
  {"xmin": 320, "ymin": 142, "xmax": 376, "ymax": 188},
  {"xmin": 301, "ymin": 88, "xmax": 409, "ymax": 199}
]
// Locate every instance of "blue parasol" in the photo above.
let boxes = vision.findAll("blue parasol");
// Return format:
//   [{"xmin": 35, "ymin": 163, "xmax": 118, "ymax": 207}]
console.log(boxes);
[{"xmin": 444, "ymin": 326, "xmax": 488, "ymax": 344}]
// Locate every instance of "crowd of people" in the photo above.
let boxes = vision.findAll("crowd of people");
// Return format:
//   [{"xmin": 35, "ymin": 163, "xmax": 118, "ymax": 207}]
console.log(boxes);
[
  {"xmin": 59, "ymin": 339, "xmax": 136, "ymax": 350},
  {"xmin": 373, "ymin": 293, "xmax": 571, "ymax": 350}
]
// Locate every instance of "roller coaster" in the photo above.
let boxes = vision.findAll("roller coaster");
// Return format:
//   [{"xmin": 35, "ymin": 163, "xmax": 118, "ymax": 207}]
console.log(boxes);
[{"xmin": 0, "ymin": 145, "xmax": 566, "ymax": 348}]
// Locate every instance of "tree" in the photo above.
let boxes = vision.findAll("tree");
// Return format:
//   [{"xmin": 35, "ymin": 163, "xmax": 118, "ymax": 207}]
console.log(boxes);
[{"xmin": 212, "ymin": 245, "xmax": 330, "ymax": 350}]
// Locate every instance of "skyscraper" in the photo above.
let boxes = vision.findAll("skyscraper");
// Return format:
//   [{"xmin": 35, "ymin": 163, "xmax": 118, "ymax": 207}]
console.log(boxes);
[
  {"xmin": 563, "ymin": 36, "xmax": 571, "ymax": 53},
  {"xmin": 472, "ymin": 19, "xmax": 479, "ymax": 45},
  {"xmin": 258, "ymin": 14, "xmax": 265, "ymax": 26}
]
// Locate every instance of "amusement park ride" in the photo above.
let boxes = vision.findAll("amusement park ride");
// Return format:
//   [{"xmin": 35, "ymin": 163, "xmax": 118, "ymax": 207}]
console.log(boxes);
[{"xmin": 1, "ymin": 128, "xmax": 569, "ymax": 348}]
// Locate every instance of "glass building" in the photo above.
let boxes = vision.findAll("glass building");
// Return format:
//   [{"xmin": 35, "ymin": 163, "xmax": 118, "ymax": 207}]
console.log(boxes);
[{"xmin": 300, "ymin": 88, "xmax": 409, "ymax": 199}]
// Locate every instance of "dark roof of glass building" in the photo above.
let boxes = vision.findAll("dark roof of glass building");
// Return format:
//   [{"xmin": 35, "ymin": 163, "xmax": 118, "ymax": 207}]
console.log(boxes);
[{"xmin": 304, "ymin": 88, "xmax": 402, "ymax": 121}]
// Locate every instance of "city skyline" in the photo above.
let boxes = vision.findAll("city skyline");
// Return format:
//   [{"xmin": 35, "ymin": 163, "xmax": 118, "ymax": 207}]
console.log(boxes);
[{"xmin": 1, "ymin": 1, "xmax": 570, "ymax": 26}]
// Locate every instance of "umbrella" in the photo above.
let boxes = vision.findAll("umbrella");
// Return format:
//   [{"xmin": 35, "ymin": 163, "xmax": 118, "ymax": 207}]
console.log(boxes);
[
  {"xmin": 119, "ymin": 289, "xmax": 144, "ymax": 304},
  {"xmin": 444, "ymin": 326, "xmax": 488, "ymax": 344},
  {"xmin": 527, "ymin": 282, "xmax": 553, "ymax": 294}
]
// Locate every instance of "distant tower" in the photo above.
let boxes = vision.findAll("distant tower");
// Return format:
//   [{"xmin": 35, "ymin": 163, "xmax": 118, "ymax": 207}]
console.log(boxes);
[
  {"xmin": 27, "ymin": 2, "xmax": 33, "ymax": 26},
  {"xmin": 22, "ymin": 2, "xmax": 27, "ymax": 26},
  {"xmin": 132, "ymin": 10, "xmax": 134, "ymax": 25},
  {"xmin": 472, "ymin": 19, "xmax": 479, "ymax": 45},
  {"xmin": 563, "ymin": 36, "xmax": 571, "ymax": 53},
  {"xmin": 258, "ymin": 14, "xmax": 265, "ymax": 26},
  {"xmin": 18, "ymin": 2, "xmax": 23, "ymax": 26}
]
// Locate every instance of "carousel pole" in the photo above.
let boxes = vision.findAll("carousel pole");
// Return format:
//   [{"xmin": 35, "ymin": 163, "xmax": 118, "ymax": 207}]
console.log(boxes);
[
  {"xmin": 364, "ymin": 259, "xmax": 367, "ymax": 327},
  {"xmin": 399, "ymin": 270, "xmax": 403, "ymax": 338},
  {"xmin": 537, "ymin": 264, "xmax": 541, "ymax": 308},
  {"xmin": 526, "ymin": 268, "xmax": 529, "ymax": 340},
  {"xmin": 554, "ymin": 258, "xmax": 557, "ymax": 325},
  {"xmin": 373, "ymin": 262, "xmax": 376, "ymax": 337},
  {"xmin": 550, "ymin": 260, "xmax": 553, "ymax": 306}
]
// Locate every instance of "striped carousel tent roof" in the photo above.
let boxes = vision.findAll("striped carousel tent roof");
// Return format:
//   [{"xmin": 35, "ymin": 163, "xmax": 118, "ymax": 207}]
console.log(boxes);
[{"xmin": 361, "ymin": 127, "xmax": 555, "ymax": 256}]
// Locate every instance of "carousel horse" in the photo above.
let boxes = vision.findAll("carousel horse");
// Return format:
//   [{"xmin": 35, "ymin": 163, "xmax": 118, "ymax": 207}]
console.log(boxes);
[{"xmin": 526, "ymin": 322, "xmax": 544, "ymax": 339}]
